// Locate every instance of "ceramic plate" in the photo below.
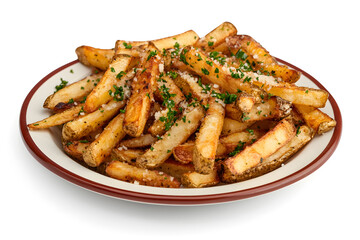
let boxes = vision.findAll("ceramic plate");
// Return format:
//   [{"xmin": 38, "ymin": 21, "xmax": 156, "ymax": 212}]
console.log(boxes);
[{"xmin": 20, "ymin": 59, "xmax": 342, "ymax": 205}]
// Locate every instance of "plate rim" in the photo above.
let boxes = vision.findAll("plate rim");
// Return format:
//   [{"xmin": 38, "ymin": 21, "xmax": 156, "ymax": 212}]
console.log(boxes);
[{"xmin": 19, "ymin": 58, "xmax": 342, "ymax": 205}]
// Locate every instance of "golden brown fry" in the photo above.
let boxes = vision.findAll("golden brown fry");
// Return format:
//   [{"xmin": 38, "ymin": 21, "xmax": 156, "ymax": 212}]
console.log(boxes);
[
  {"xmin": 193, "ymin": 97, "xmax": 225, "ymax": 174},
  {"xmin": 106, "ymin": 161, "xmax": 180, "ymax": 188},
  {"xmin": 294, "ymin": 104, "xmax": 336, "ymax": 135},
  {"xmin": 123, "ymin": 46, "xmax": 161, "ymax": 137},
  {"xmin": 225, "ymin": 97, "xmax": 291, "ymax": 122},
  {"xmin": 75, "ymin": 46, "xmax": 114, "ymax": 71},
  {"xmin": 194, "ymin": 22, "xmax": 237, "ymax": 52},
  {"xmin": 221, "ymin": 118, "xmax": 253, "ymax": 135},
  {"xmin": 137, "ymin": 106, "xmax": 205, "ymax": 169},
  {"xmin": 233, "ymin": 125, "xmax": 312, "ymax": 181},
  {"xmin": 119, "ymin": 134, "xmax": 157, "ymax": 148},
  {"xmin": 44, "ymin": 72, "xmax": 103, "ymax": 110},
  {"xmin": 236, "ymin": 92, "xmax": 256, "ymax": 113},
  {"xmin": 62, "ymin": 99, "xmax": 125, "ymax": 141},
  {"xmin": 111, "ymin": 148, "xmax": 145, "ymax": 165},
  {"xmin": 227, "ymin": 35, "xmax": 300, "ymax": 83},
  {"xmin": 84, "ymin": 55, "xmax": 133, "ymax": 113},
  {"xmin": 156, "ymin": 158, "xmax": 194, "ymax": 180},
  {"xmin": 181, "ymin": 168, "xmax": 220, "ymax": 188},
  {"xmin": 63, "ymin": 140, "xmax": 91, "ymax": 162},
  {"xmin": 221, "ymin": 119, "xmax": 296, "ymax": 183},
  {"xmin": 28, "ymin": 104, "xmax": 84, "ymax": 130},
  {"xmin": 83, "ymin": 113, "xmax": 126, "ymax": 167}
]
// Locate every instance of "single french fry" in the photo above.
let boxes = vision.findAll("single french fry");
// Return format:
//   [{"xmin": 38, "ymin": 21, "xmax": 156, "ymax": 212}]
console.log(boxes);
[
  {"xmin": 193, "ymin": 97, "xmax": 225, "ymax": 174},
  {"xmin": 62, "ymin": 99, "xmax": 125, "ymax": 141},
  {"xmin": 84, "ymin": 55, "xmax": 133, "ymax": 113},
  {"xmin": 156, "ymin": 158, "xmax": 194, "ymax": 180},
  {"xmin": 119, "ymin": 134, "xmax": 157, "ymax": 148},
  {"xmin": 181, "ymin": 168, "xmax": 219, "ymax": 188},
  {"xmin": 111, "ymin": 148, "xmax": 145, "ymax": 165},
  {"xmin": 173, "ymin": 70, "xmax": 209, "ymax": 100},
  {"xmin": 75, "ymin": 46, "xmax": 114, "ymax": 71},
  {"xmin": 44, "ymin": 72, "xmax": 103, "ymax": 110},
  {"xmin": 28, "ymin": 104, "xmax": 84, "ymax": 129},
  {"xmin": 63, "ymin": 140, "xmax": 91, "ymax": 162},
  {"xmin": 221, "ymin": 119, "xmax": 296, "ymax": 183},
  {"xmin": 233, "ymin": 125, "xmax": 312, "ymax": 181},
  {"xmin": 137, "ymin": 106, "xmax": 205, "ymax": 169},
  {"xmin": 106, "ymin": 161, "xmax": 180, "ymax": 188},
  {"xmin": 83, "ymin": 113, "xmax": 126, "ymax": 167},
  {"xmin": 294, "ymin": 104, "xmax": 336, "ymax": 135},
  {"xmin": 225, "ymin": 97, "xmax": 291, "ymax": 122},
  {"xmin": 226, "ymin": 35, "xmax": 300, "ymax": 83},
  {"xmin": 152, "ymin": 30, "xmax": 199, "ymax": 50},
  {"xmin": 221, "ymin": 118, "xmax": 253, "ymax": 135},
  {"xmin": 123, "ymin": 45, "xmax": 161, "ymax": 137},
  {"xmin": 194, "ymin": 22, "xmax": 237, "ymax": 52}
]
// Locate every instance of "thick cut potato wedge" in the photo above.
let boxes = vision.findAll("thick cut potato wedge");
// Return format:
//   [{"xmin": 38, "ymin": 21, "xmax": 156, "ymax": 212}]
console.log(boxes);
[
  {"xmin": 156, "ymin": 158, "xmax": 194, "ymax": 180},
  {"xmin": 294, "ymin": 104, "xmax": 336, "ymax": 135},
  {"xmin": 62, "ymin": 100, "xmax": 125, "ymax": 141},
  {"xmin": 221, "ymin": 118, "xmax": 253, "ymax": 135},
  {"xmin": 63, "ymin": 140, "xmax": 91, "ymax": 162},
  {"xmin": 84, "ymin": 55, "xmax": 133, "ymax": 113},
  {"xmin": 181, "ymin": 168, "xmax": 220, "ymax": 188},
  {"xmin": 123, "ymin": 46, "xmax": 161, "ymax": 137},
  {"xmin": 226, "ymin": 35, "xmax": 300, "ymax": 83},
  {"xmin": 232, "ymin": 125, "xmax": 312, "ymax": 181},
  {"xmin": 194, "ymin": 22, "xmax": 237, "ymax": 52},
  {"xmin": 111, "ymin": 148, "xmax": 145, "ymax": 165},
  {"xmin": 137, "ymin": 106, "xmax": 205, "ymax": 169},
  {"xmin": 119, "ymin": 134, "xmax": 157, "ymax": 148},
  {"xmin": 193, "ymin": 97, "xmax": 225, "ymax": 174},
  {"xmin": 28, "ymin": 104, "xmax": 84, "ymax": 129},
  {"xmin": 75, "ymin": 46, "xmax": 114, "ymax": 71},
  {"xmin": 106, "ymin": 161, "xmax": 180, "ymax": 188},
  {"xmin": 221, "ymin": 119, "xmax": 296, "ymax": 183},
  {"xmin": 225, "ymin": 97, "xmax": 291, "ymax": 123},
  {"xmin": 83, "ymin": 113, "xmax": 126, "ymax": 167},
  {"xmin": 44, "ymin": 72, "xmax": 103, "ymax": 110}
]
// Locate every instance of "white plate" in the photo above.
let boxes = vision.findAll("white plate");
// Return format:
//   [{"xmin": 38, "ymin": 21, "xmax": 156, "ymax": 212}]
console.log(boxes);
[{"xmin": 20, "ymin": 59, "xmax": 342, "ymax": 205}]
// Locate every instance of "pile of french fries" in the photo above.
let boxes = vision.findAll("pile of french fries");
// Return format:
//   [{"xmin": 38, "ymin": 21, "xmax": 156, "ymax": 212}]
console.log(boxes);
[{"xmin": 28, "ymin": 22, "xmax": 336, "ymax": 188}]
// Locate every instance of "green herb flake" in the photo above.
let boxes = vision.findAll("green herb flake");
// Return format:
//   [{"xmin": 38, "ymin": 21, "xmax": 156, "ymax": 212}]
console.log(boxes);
[{"xmin": 54, "ymin": 78, "xmax": 68, "ymax": 92}]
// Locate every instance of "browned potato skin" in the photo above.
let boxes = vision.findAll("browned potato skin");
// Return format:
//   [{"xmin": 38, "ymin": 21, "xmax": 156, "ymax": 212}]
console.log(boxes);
[
  {"xmin": 231, "ymin": 125, "xmax": 312, "ymax": 182},
  {"xmin": 123, "ymin": 46, "xmax": 161, "ymax": 137},
  {"xmin": 28, "ymin": 104, "xmax": 84, "ymax": 130},
  {"xmin": 83, "ymin": 113, "xmax": 127, "ymax": 167},
  {"xmin": 44, "ymin": 72, "xmax": 103, "ymax": 110},
  {"xmin": 156, "ymin": 158, "xmax": 194, "ymax": 180},
  {"xmin": 226, "ymin": 35, "xmax": 300, "ymax": 83},
  {"xmin": 106, "ymin": 161, "xmax": 180, "ymax": 188},
  {"xmin": 111, "ymin": 148, "xmax": 145, "ymax": 165},
  {"xmin": 181, "ymin": 168, "xmax": 220, "ymax": 188},
  {"xmin": 76, "ymin": 46, "xmax": 114, "ymax": 71},
  {"xmin": 294, "ymin": 104, "xmax": 336, "ymax": 135},
  {"xmin": 63, "ymin": 140, "xmax": 91, "ymax": 162},
  {"xmin": 221, "ymin": 119, "xmax": 296, "ymax": 183},
  {"xmin": 119, "ymin": 134, "xmax": 157, "ymax": 148}
]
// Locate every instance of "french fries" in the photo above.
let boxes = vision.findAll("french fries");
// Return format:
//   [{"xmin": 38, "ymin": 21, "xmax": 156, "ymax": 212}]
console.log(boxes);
[
  {"xmin": 44, "ymin": 72, "xmax": 103, "ymax": 110},
  {"xmin": 193, "ymin": 97, "xmax": 224, "ymax": 174},
  {"xmin": 84, "ymin": 55, "xmax": 133, "ymax": 113},
  {"xmin": 83, "ymin": 113, "xmax": 126, "ymax": 167},
  {"xmin": 75, "ymin": 46, "xmax": 114, "ymax": 71},
  {"xmin": 28, "ymin": 22, "xmax": 336, "ymax": 188},
  {"xmin": 221, "ymin": 119, "xmax": 296, "ymax": 183},
  {"xmin": 123, "ymin": 45, "xmax": 161, "ymax": 137}
]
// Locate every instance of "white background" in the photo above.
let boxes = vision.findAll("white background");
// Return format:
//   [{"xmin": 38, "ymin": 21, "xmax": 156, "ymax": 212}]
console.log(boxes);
[{"xmin": 1, "ymin": 0, "xmax": 358, "ymax": 239}]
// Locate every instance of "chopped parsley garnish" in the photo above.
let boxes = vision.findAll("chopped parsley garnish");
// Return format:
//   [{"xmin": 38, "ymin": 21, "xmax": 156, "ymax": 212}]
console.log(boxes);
[
  {"xmin": 209, "ymin": 51, "xmax": 226, "ymax": 65},
  {"xmin": 70, "ymin": 69, "xmax": 74, "ymax": 73},
  {"xmin": 211, "ymin": 91, "xmax": 237, "ymax": 104},
  {"xmin": 296, "ymin": 126, "xmax": 301, "ymax": 136},
  {"xmin": 158, "ymin": 84, "xmax": 179, "ymax": 131},
  {"xmin": 55, "ymin": 78, "xmax": 68, "ymax": 92},
  {"xmin": 228, "ymin": 141, "xmax": 246, "ymax": 157},
  {"xmin": 79, "ymin": 140, "xmax": 89, "ymax": 143},
  {"xmin": 68, "ymin": 98, "xmax": 74, "ymax": 104},
  {"xmin": 147, "ymin": 50, "xmax": 158, "ymax": 61},
  {"xmin": 235, "ymin": 49, "xmax": 248, "ymax": 61},
  {"xmin": 167, "ymin": 71, "xmax": 178, "ymax": 80},
  {"xmin": 201, "ymin": 68, "xmax": 210, "ymax": 75},
  {"xmin": 123, "ymin": 42, "xmax": 132, "ymax": 49},
  {"xmin": 109, "ymin": 85, "xmax": 124, "ymax": 101},
  {"xmin": 116, "ymin": 71, "xmax": 126, "ymax": 79},
  {"xmin": 208, "ymin": 41, "xmax": 214, "ymax": 47},
  {"xmin": 110, "ymin": 67, "xmax": 116, "ymax": 73},
  {"xmin": 179, "ymin": 49, "xmax": 189, "ymax": 65}
]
